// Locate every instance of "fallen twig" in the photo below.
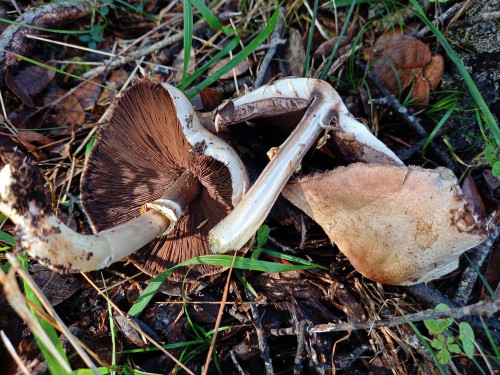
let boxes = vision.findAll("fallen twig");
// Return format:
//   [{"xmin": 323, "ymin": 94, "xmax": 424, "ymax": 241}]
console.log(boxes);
[
  {"xmin": 270, "ymin": 298, "xmax": 500, "ymax": 335},
  {"xmin": 361, "ymin": 61, "xmax": 456, "ymax": 169},
  {"xmin": 448, "ymin": 10, "xmax": 500, "ymax": 30},
  {"xmin": 246, "ymin": 291, "xmax": 274, "ymax": 375},
  {"xmin": 81, "ymin": 12, "xmax": 241, "ymax": 81},
  {"xmin": 254, "ymin": 7, "xmax": 285, "ymax": 88},
  {"xmin": 416, "ymin": 3, "xmax": 462, "ymax": 37},
  {"xmin": 453, "ymin": 227, "xmax": 500, "ymax": 306},
  {"xmin": 293, "ymin": 320, "xmax": 307, "ymax": 375},
  {"xmin": 0, "ymin": 1, "xmax": 96, "ymax": 81}
]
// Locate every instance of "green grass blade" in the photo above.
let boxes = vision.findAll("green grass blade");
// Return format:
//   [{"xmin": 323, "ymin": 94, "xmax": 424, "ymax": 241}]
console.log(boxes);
[
  {"xmin": 422, "ymin": 101, "xmax": 457, "ymax": 152},
  {"xmin": 20, "ymin": 255, "xmax": 71, "ymax": 374},
  {"xmin": 480, "ymin": 316, "xmax": 500, "ymax": 363},
  {"xmin": 302, "ymin": 0, "xmax": 319, "ymax": 76},
  {"xmin": 319, "ymin": 0, "xmax": 356, "ymax": 80},
  {"xmin": 260, "ymin": 248, "xmax": 329, "ymax": 270},
  {"xmin": 128, "ymin": 252, "xmax": 315, "ymax": 317},
  {"xmin": 407, "ymin": 321, "xmax": 447, "ymax": 375},
  {"xmin": 0, "ymin": 230, "xmax": 15, "ymax": 245},
  {"xmin": 185, "ymin": 0, "xmax": 280, "ymax": 98},
  {"xmin": 113, "ymin": 0, "xmax": 159, "ymax": 22},
  {"xmin": 183, "ymin": 0, "xmax": 194, "ymax": 85},
  {"xmin": 12, "ymin": 53, "xmax": 117, "ymax": 92},
  {"xmin": 464, "ymin": 254, "xmax": 497, "ymax": 300},
  {"xmin": 190, "ymin": 0, "xmax": 234, "ymax": 35},
  {"xmin": 177, "ymin": 36, "xmax": 240, "ymax": 91},
  {"xmin": 408, "ymin": 0, "xmax": 500, "ymax": 147}
]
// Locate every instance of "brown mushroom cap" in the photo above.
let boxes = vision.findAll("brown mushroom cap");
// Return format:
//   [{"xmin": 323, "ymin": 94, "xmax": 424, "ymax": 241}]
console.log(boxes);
[
  {"xmin": 81, "ymin": 78, "xmax": 246, "ymax": 280},
  {"xmin": 283, "ymin": 163, "xmax": 491, "ymax": 285}
]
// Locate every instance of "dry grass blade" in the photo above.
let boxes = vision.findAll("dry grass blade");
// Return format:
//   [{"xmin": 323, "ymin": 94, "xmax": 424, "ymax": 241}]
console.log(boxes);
[
  {"xmin": 5, "ymin": 253, "xmax": 99, "ymax": 374},
  {"xmin": 202, "ymin": 250, "xmax": 238, "ymax": 374},
  {"xmin": 0, "ymin": 264, "xmax": 73, "ymax": 374},
  {"xmin": 79, "ymin": 272, "xmax": 196, "ymax": 375},
  {"xmin": 0, "ymin": 330, "xmax": 31, "ymax": 375}
]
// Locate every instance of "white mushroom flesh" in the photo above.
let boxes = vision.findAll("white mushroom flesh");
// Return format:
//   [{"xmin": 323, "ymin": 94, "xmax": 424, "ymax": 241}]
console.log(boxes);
[{"xmin": 209, "ymin": 78, "xmax": 403, "ymax": 253}]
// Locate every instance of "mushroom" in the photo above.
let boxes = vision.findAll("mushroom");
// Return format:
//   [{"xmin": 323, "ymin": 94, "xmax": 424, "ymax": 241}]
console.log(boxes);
[
  {"xmin": 209, "ymin": 78, "xmax": 402, "ymax": 253},
  {"xmin": 282, "ymin": 163, "xmax": 492, "ymax": 285},
  {"xmin": 0, "ymin": 78, "xmax": 249, "ymax": 279}
]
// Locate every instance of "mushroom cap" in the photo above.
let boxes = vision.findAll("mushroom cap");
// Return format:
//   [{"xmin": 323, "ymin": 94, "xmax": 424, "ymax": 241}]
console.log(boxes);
[
  {"xmin": 283, "ymin": 163, "xmax": 491, "ymax": 285},
  {"xmin": 81, "ymin": 78, "xmax": 248, "ymax": 280}
]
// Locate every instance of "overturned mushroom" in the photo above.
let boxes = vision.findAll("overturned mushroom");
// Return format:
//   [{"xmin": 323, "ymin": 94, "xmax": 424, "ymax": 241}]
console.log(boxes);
[
  {"xmin": 282, "ymin": 163, "xmax": 492, "ymax": 285},
  {"xmin": 0, "ymin": 78, "xmax": 249, "ymax": 279},
  {"xmin": 209, "ymin": 78, "xmax": 402, "ymax": 253}
]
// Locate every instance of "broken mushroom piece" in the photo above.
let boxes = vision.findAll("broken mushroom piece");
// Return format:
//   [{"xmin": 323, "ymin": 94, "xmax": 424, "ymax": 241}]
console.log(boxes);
[
  {"xmin": 282, "ymin": 163, "xmax": 492, "ymax": 285},
  {"xmin": 209, "ymin": 78, "xmax": 403, "ymax": 254},
  {"xmin": 0, "ymin": 79, "xmax": 249, "ymax": 279}
]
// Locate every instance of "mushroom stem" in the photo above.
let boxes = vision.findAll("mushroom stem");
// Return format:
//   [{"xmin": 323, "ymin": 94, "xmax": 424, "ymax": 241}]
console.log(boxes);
[
  {"xmin": 209, "ymin": 78, "xmax": 402, "ymax": 253},
  {"xmin": 0, "ymin": 164, "xmax": 200, "ymax": 272}
]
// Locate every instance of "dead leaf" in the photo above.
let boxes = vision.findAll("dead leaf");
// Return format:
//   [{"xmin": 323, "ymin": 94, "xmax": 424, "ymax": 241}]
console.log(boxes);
[
  {"xmin": 313, "ymin": 36, "xmax": 350, "ymax": 61},
  {"xmin": 283, "ymin": 28, "xmax": 306, "ymax": 77},
  {"xmin": 422, "ymin": 54, "xmax": 444, "ymax": 91},
  {"xmin": 97, "ymin": 69, "xmax": 129, "ymax": 106},
  {"xmin": 16, "ymin": 130, "xmax": 54, "ymax": 151},
  {"xmin": 73, "ymin": 77, "xmax": 102, "ymax": 111},
  {"xmin": 32, "ymin": 270, "xmax": 81, "ymax": 306},
  {"xmin": 200, "ymin": 88, "xmax": 224, "ymax": 111},
  {"xmin": 209, "ymin": 57, "xmax": 249, "ymax": 80},
  {"xmin": 45, "ymin": 89, "xmax": 85, "ymax": 127},
  {"xmin": 173, "ymin": 48, "xmax": 196, "ymax": 83},
  {"xmin": 364, "ymin": 34, "xmax": 442, "ymax": 102},
  {"xmin": 6, "ymin": 65, "xmax": 55, "ymax": 107}
]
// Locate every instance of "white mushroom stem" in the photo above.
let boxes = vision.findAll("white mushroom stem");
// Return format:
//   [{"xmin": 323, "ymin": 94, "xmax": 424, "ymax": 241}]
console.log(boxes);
[
  {"xmin": 209, "ymin": 78, "xmax": 403, "ymax": 253},
  {"xmin": 0, "ymin": 165, "xmax": 200, "ymax": 272}
]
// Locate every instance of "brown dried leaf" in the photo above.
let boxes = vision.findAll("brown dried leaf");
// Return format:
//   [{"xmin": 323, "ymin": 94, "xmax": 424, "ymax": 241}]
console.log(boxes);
[
  {"xmin": 366, "ymin": 34, "xmax": 432, "ymax": 94},
  {"xmin": 16, "ymin": 130, "xmax": 53, "ymax": 151},
  {"xmin": 313, "ymin": 36, "xmax": 350, "ymax": 60},
  {"xmin": 32, "ymin": 270, "xmax": 81, "ymax": 306},
  {"xmin": 73, "ymin": 77, "xmax": 102, "ymax": 111},
  {"xmin": 200, "ymin": 88, "xmax": 224, "ymax": 111},
  {"xmin": 422, "ymin": 54, "xmax": 444, "ymax": 91},
  {"xmin": 209, "ymin": 57, "xmax": 249, "ymax": 80},
  {"xmin": 283, "ymin": 28, "xmax": 306, "ymax": 77},
  {"xmin": 409, "ymin": 76, "xmax": 430, "ymax": 104},
  {"xmin": 173, "ymin": 48, "xmax": 196, "ymax": 83},
  {"xmin": 6, "ymin": 66, "xmax": 55, "ymax": 107},
  {"xmin": 97, "ymin": 69, "xmax": 129, "ymax": 106},
  {"xmin": 45, "ymin": 89, "xmax": 85, "ymax": 127}
]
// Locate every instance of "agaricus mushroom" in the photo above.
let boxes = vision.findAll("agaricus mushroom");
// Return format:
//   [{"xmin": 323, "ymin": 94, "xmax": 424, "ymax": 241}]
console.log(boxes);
[
  {"xmin": 0, "ymin": 78, "xmax": 249, "ymax": 279},
  {"xmin": 209, "ymin": 78, "xmax": 403, "ymax": 253},
  {"xmin": 282, "ymin": 163, "xmax": 492, "ymax": 285}
]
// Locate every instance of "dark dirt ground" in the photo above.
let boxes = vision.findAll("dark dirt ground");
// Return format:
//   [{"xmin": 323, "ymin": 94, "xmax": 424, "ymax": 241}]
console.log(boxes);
[{"xmin": 0, "ymin": 0, "xmax": 499, "ymax": 374}]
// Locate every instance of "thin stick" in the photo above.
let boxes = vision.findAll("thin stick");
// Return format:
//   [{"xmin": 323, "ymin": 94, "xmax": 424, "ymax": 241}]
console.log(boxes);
[
  {"xmin": 254, "ymin": 7, "xmax": 285, "ymax": 88},
  {"xmin": 81, "ymin": 12, "xmax": 240, "ymax": 81},
  {"xmin": 247, "ymin": 290, "xmax": 274, "ymax": 375},
  {"xmin": 293, "ymin": 320, "xmax": 307, "ymax": 375},
  {"xmin": 361, "ymin": 61, "xmax": 456, "ymax": 169},
  {"xmin": 202, "ymin": 250, "xmax": 238, "ymax": 375},
  {"xmin": 0, "ymin": 331, "xmax": 31, "ymax": 375},
  {"xmin": 448, "ymin": 10, "xmax": 500, "ymax": 29},
  {"xmin": 80, "ymin": 272, "xmax": 196, "ymax": 375},
  {"xmin": 270, "ymin": 298, "xmax": 500, "ymax": 335},
  {"xmin": 453, "ymin": 227, "xmax": 500, "ymax": 306},
  {"xmin": 6, "ymin": 253, "xmax": 100, "ymax": 374}
]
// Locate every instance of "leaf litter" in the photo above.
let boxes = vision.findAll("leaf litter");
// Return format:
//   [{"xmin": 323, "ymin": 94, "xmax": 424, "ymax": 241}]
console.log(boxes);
[{"xmin": 0, "ymin": 0, "xmax": 499, "ymax": 374}]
